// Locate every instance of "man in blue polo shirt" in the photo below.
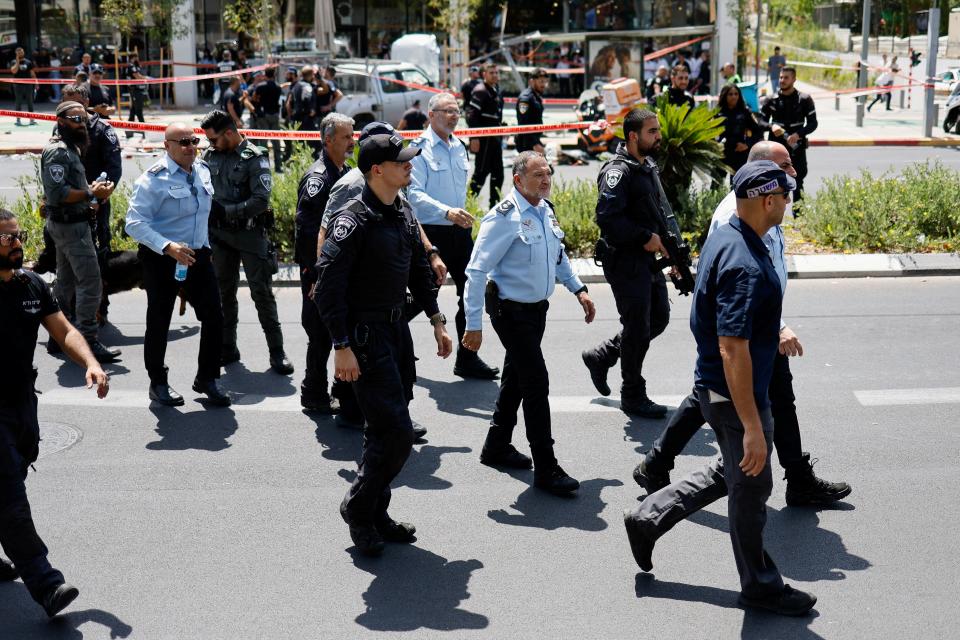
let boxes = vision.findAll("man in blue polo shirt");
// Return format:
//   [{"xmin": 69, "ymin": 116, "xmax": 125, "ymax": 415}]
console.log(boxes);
[{"xmin": 623, "ymin": 161, "xmax": 817, "ymax": 617}]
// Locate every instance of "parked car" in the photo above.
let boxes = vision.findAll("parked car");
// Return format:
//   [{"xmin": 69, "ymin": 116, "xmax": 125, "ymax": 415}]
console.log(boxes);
[
  {"xmin": 934, "ymin": 68, "xmax": 960, "ymax": 95},
  {"xmin": 332, "ymin": 59, "xmax": 435, "ymax": 129}
]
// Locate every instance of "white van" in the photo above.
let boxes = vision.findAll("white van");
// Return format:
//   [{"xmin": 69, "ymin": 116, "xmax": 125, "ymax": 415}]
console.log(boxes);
[{"xmin": 333, "ymin": 60, "xmax": 436, "ymax": 129}]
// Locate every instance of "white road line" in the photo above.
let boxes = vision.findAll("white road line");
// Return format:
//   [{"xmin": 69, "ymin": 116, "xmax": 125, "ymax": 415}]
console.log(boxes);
[
  {"xmin": 36, "ymin": 388, "xmax": 687, "ymax": 413},
  {"xmin": 855, "ymin": 387, "xmax": 960, "ymax": 406}
]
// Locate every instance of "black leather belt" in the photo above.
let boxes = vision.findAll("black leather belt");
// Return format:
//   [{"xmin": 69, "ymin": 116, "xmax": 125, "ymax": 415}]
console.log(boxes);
[
  {"xmin": 353, "ymin": 307, "xmax": 404, "ymax": 323},
  {"xmin": 47, "ymin": 209, "xmax": 90, "ymax": 223},
  {"xmin": 499, "ymin": 299, "xmax": 548, "ymax": 312}
]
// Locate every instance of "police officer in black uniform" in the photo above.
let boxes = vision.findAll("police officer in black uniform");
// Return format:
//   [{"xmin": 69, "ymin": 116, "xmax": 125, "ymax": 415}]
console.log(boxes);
[
  {"xmin": 582, "ymin": 109, "xmax": 671, "ymax": 418},
  {"xmin": 125, "ymin": 52, "xmax": 148, "ymax": 139},
  {"xmin": 759, "ymin": 66, "xmax": 817, "ymax": 200},
  {"xmin": 460, "ymin": 65, "xmax": 480, "ymax": 111},
  {"xmin": 0, "ymin": 208, "xmax": 108, "ymax": 618},
  {"xmin": 287, "ymin": 66, "xmax": 319, "ymax": 157},
  {"xmin": 515, "ymin": 67, "xmax": 547, "ymax": 153},
  {"xmin": 315, "ymin": 134, "xmax": 453, "ymax": 556},
  {"xmin": 666, "ymin": 65, "xmax": 696, "ymax": 110},
  {"xmin": 466, "ymin": 62, "xmax": 505, "ymax": 203},
  {"xmin": 296, "ymin": 113, "xmax": 354, "ymax": 412}
]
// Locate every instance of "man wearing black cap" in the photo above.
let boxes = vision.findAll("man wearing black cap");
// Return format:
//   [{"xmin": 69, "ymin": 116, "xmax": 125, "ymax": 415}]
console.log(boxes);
[
  {"xmin": 314, "ymin": 133, "xmax": 453, "ymax": 556},
  {"xmin": 466, "ymin": 63, "xmax": 505, "ymax": 203},
  {"xmin": 124, "ymin": 53, "xmax": 148, "ymax": 139},
  {"xmin": 87, "ymin": 65, "xmax": 114, "ymax": 118},
  {"xmin": 623, "ymin": 160, "xmax": 817, "ymax": 617},
  {"xmin": 515, "ymin": 68, "xmax": 548, "ymax": 153},
  {"xmin": 460, "ymin": 66, "xmax": 481, "ymax": 111}
]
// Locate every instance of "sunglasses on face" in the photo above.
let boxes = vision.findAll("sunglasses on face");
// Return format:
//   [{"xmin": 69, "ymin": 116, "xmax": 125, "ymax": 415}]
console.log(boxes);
[
  {"xmin": 61, "ymin": 114, "xmax": 87, "ymax": 124},
  {"xmin": 0, "ymin": 231, "xmax": 27, "ymax": 246},
  {"xmin": 168, "ymin": 137, "xmax": 201, "ymax": 147}
]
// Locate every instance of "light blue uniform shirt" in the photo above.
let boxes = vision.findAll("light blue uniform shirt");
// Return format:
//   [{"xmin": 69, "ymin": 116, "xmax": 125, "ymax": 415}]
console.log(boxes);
[
  {"xmin": 464, "ymin": 189, "xmax": 584, "ymax": 331},
  {"xmin": 125, "ymin": 154, "xmax": 214, "ymax": 255},
  {"xmin": 709, "ymin": 190, "xmax": 788, "ymax": 328},
  {"xmin": 407, "ymin": 126, "xmax": 469, "ymax": 226}
]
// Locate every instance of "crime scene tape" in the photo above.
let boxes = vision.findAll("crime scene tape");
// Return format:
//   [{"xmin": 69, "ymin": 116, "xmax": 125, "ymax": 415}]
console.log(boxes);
[
  {"xmin": 498, "ymin": 66, "xmax": 585, "ymax": 74},
  {"xmin": 1, "ymin": 61, "xmax": 219, "ymax": 74},
  {"xmin": 644, "ymin": 35, "xmax": 710, "ymax": 62},
  {"xmin": 0, "ymin": 63, "xmax": 275, "ymax": 86},
  {"xmin": 0, "ymin": 108, "xmax": 596, "ymax": 140}
]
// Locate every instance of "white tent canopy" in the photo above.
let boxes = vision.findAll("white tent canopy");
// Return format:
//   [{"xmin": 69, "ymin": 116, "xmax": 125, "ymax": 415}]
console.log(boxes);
[{"xmin": 391, "ymin": 34, "xmax": 441, "ymax": 84}]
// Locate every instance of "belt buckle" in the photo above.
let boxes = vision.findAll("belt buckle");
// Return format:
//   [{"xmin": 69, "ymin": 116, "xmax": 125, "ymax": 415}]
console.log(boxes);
[{"xmin": 390, "ymin": 307, "xmax": 402, "ymax": 322}]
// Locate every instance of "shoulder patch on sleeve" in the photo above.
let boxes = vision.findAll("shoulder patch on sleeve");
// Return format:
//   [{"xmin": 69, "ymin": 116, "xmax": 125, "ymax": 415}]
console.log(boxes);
[
  {"xmin": 496, "ymin": 199, "xmax": 515, "ymax": 215},
  {"xmin": 320, "ymin": 238, "xmax": 341, "ymax": 259},
  {"xmin": 105, "ymin": 127, "xmax": 118, "ymax": 145},
  {"xmin": 259, "ymin": 173, "xmax": 272, "ymax": 191},
  {"xmin": 332, "ymin": 214, "xmax": 359, "ymax": 241},
  {"xmin": 305, "ymin": 176, "xmax": 324, "ymax": 198},
  {"xmin": 603, "ymin": 168, "xmax": 624, "ymax": 189},
  {"xmin": 47, "ymin": 163, "xmax": 65, "ymax": 183},
  {"xmin": 518, "ymin": 101, "xmax": 529, "ymax": 115}
]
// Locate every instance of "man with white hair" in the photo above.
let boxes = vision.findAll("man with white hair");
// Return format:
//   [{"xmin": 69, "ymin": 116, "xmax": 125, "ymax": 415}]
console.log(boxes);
[{"xmin": 408, "ymin": 92, "xmax": 500, "ymax": 380}]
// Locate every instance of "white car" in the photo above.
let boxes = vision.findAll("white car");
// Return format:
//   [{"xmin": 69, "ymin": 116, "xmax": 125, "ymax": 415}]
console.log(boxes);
[
  {"xmin": 332, "ymin": 60, "xmax": 436, "ymax": 129},
  {"xmin": 935, "ymin": 68, "xmax": 960, "ymax": 95}
]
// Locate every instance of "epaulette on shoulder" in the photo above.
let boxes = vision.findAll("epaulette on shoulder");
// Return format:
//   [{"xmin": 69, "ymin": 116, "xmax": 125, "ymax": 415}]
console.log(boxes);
[
  {"xmin": 147, "ymin": 161, "xmax": 166, "ymax": 175},
  {"xmin": 542, "ymin": 197, "xmax": 555, "ymax": 211},
  {"xmin": 408, "ymin": 136, "xmax": 425, "ymax": 148},
  {"xmin": 495, "ymin": 199, "xmax": 515, "ymax": 216},
  {"xmin": 240, "ymin": 143, "xmax": 262, "ymax": 160}
]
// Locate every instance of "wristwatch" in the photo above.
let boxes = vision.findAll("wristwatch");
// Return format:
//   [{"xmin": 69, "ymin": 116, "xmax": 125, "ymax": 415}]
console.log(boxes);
[
  {"xmin": 426, "ymin": 246, "xmax": 440, "ymax": 259},
  {"xmin": 333, "ymin": 337, "xmax": 351, "ymax": 350},
  {"xmin": 575, "ymin": 285, "xmax": 589, "ymax": 295},
  {"xmin": 429, "ymin": 313, "xmax": 447, "ymax": 327}
]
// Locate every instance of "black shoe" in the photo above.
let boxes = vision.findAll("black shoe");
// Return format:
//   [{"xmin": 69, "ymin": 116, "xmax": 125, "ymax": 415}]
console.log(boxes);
[
  {"xmin": 269, "ymin": 351, "xmax": 295, "ymax": 375},
  {"xmin": 377, "ymin": 518, "xmax": 417, "ymax": 543},
  {"xmin": 46, "ymin": 339, "xmax": 62, "ymax": 355},
  {"xmin": 192, "ymin": 379, "xmax": 231, "ymax": 407},
  {"xmin": 621, "ymin": 397, "xmax": 668, "ymax": 419},
  {"xmin": 533, "ymin": 465, "xmax": 580, "ymax": 495},
  {"xmin": 42, "ymin": 582, "xmax": 79, "ymax": 618},
  {"xmin": 149, "ymin": 383, "xmax": 185, "ymax": 407},
  {"xmin": 220, "ymin": 348, "xmax": 241, "ymax": 366},
  {"xmin": 785, "ymin": 455, "xmax": 852, "ymax": 506},
  {"xmin": 0, "ymin": 557, "xmax": 16, "ymax": 581},
  {"xmin": 632, "ymin": 457, "xmax": 670, "ymax": 494},
  {"xmin": 623, "ymin": 509, "xmax": 656, "ymax": 572},
  {"xmin": 453, "ymin": 354, "xmax": 500, "ymax": 380},
  {"xmin": 87, "ymin": 340, "xmax": 121, "ymax": 363},
  {"xmin": 301, "ymin": 394, "xmax": 340, "ymax": 414},
  {"xmin": 739, "ymin": 584, "xmax": 817, "ymax": 616},
  {"xmin": 411, "ymin": 420, "xmax": 427, "ymax": 440},
  {"xmin": 480, "ymin": 443, "xmax": 532, "ymax": 469},
  {"xmin": 581, "ymin": 350, "xmax": 611, "ymax": 396},
  {"xmin": 349, "ymin": 525, "xmax": 385, "ymax": 556},
  {"xmin": 335, "ymin": 412, "xmax": 365, "ymax": 430}
]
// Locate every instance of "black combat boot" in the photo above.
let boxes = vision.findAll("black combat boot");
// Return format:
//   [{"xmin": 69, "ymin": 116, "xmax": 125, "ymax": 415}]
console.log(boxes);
[{"xmin": 784, "ymin": 453, "xmax": 852, "ymax": 507}]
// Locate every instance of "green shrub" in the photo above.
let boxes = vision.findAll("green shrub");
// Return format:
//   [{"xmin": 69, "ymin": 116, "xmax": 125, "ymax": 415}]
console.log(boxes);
[
  {"xmin": 269, "ymin": 142, "xmax": 316, "ymax": 261},
  {"xmin": 799, "ymin": 161, "xmax": 960, "ymax": 252},
  {"xmin": 677, "ymin": 184, "xmax": 729, "ymax": 251}
]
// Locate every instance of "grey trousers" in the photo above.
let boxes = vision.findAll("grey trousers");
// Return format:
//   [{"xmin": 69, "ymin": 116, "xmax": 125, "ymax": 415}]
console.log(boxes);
[
  {"xmin": 629, "ymin": 391, "xmax": 784, "ymax": 598},
  {"xmin": 47, "ymin": 219, "xmax": 102, "ymax": 339},
  {"xmin": 212, "ymin": 239, "xmax": 284, "ymax": 355}
]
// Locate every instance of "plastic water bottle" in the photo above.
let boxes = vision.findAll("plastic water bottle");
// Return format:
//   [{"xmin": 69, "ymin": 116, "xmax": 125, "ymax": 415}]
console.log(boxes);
[
  {"xmin": 90, "ymin": 171, "xmax": 107, "ymax": 206},
  {"xmin": 174, "ymin": 262, "xmax": 188, "ymax": 281}
]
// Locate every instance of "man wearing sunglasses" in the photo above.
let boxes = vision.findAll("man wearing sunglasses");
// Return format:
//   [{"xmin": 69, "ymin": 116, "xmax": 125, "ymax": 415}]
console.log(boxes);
[
  {"xmin": 201, "ymin": 109, "xmax": 293, "ymax": 376},
  {"xmin": 0, "ymin": 208, "xmax": 109, "ymax": 618},
  {"xmin": 125, "ymin": 123, "xmax": 230, "ymax": 407},
  {"xmin": 41, "ymin": 101, "xmax": 119, "ymax": 363},
  {"xmin": 624, "ymin": 161, "xmax": 818, "ymax": 617}
]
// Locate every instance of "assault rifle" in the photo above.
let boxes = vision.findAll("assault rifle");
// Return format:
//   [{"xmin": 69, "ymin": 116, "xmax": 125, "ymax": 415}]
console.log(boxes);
[{"xmin": 647, "ymin": 159, "xmax": 695, "ymax": 295}]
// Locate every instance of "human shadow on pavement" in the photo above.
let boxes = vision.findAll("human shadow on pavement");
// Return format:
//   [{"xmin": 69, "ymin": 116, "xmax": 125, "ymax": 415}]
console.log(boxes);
[
  {"xmin": 487, "ymin": 477, "xmax": 624, "ymax": 531},
  {"xmin": 415, "ymin": 375, "xmax": 498, "ymax": 421},
  {"xmin": 352, "ymin": 546, "xmax": 488, "ymax": 632},
  {"xmin": 336, "ymin": 444, "xmax": 473, "ymax": 491},
  {"xmin": 220, "ymin": 360, "xmax": 296, "ymax": 399},
  {"xmin": 686, "ymin": 502, "xmax": 868, "ymax": 582},
  {"xmin": 622, "ymin": 411, "xmax": 719, "ymax": 460},
  {"xmin": 145, "ymin": 405, "xmax": 238, "ymax": 452},
  {"xmin": 54, "ymin": 358, "xmax": 130, "ymax": 389},
  {"xmin": 633, "ymin": 574, "xmax": 826, "ymax": 640},
  {"xmin": 0, "ymin": 584, "xmax": 133, "ymax": 639},
  {"xmin": 97, "ymin": 322, "xmax": 198, "ymax": 348},
  {"xmin": 311, "ymin": 415, "xmax": 362, "ymax": 463}
]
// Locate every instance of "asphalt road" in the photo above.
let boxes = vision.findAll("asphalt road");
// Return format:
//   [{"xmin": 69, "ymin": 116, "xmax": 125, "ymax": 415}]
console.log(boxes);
[{"xmin": 1, "ymin": 277, "xmax": 958, "ymax": 638}]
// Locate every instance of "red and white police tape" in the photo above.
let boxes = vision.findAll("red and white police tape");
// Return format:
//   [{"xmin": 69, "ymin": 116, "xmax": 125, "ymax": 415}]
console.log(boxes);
[{"xmin": 0, "ymin": 63, "xmax": 275, "ymax": 86}]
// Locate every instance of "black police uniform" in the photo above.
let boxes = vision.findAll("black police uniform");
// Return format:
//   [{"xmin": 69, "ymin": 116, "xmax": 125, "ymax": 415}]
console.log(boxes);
[
  {"xmin": 0, "ymin": 270, "xmax": 68, "ymax": 605},
  {"xmin": 314, "ymin": 186, "xmax": 440, "ymax": 537},
  {"xmin": 125, "ymin": 61, "xmax": 147, "ymax": 136},
  {"xmin": 87, "ymin": 83, "xmax": 113, "ymax": 116},
  {"xmin": 295, "ymin": 149, "xmax": 349, "ymax": 409},
  {"xmin": 719, "ymin": 107, "xmax": 763, "ymax": 172},
  {"xmin": 585, "ymin": 146, "xmax": 670, "ymax": 412},
  {"xmin": 466, "ymin": 81, "xmax": 505, "ymax": 202},
  {"xmin": 289, "ymin": 79, "xmax": 319, "ymax": 156},
  {"xmin": 460, "ymin": 77, "xmax": 479, "ymax": 111},
  {"xmin": 514, "ymin": 86, "xmax": 544, "ymax": 152},
  {"xmin": 760, "ymin": 90, "xmax": 817, "ymax": 198},
  {"xmin": 666, "ymin": 87, "xmax": 696, "ymax": 110}
]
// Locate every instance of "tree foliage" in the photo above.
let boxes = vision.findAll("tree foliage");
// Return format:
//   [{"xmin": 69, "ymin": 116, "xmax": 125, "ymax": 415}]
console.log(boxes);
[{"xmin": 223, "ymin": 0, "xmax": 274, "ymax": 51}]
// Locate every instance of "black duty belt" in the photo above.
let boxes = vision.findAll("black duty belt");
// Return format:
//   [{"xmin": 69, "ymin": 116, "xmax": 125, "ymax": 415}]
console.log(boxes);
[
  {"xmin": 499, "ymin": 299, "xmax": 548, "ymax": 312},
  {"xmin": 353, "ymin": 307, "xmax": 404, "ymax": 323},
  {"xmin": 47, "ymin": 209, "xmax": 90, "ymax": 224}
]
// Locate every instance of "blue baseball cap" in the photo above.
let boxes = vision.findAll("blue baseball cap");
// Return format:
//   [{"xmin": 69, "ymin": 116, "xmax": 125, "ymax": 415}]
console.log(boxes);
[
  {"xmin": 358, "ymin": 121, "xmax": 396, "ymax": 142},
  {"xmin": 732, "ymin": 160, "xmax": 796, "ymax": 199},
  {"xmin": 89, "ymin": 63, "xmax": 104, "ymax": 74}
]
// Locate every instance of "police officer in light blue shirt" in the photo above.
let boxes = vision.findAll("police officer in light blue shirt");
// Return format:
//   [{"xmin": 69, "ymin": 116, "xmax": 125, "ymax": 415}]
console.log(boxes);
[
  {"xmin": 461, "ymin": 151, "xmax": 596, "ymax": 496},
  {"xmin": 125, "ymin": 122, "xmax": 230, "ymax": 408},
  {"xmin": 408, "ymin": 91, "xmax": 499, "ymax": 379}
]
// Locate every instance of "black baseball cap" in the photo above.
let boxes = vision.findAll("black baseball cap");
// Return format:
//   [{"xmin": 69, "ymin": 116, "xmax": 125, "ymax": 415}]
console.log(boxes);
[
  {"xmin": 732, "ymin": 160, "xmax": 796, "ymax": 199},
  {"xmin": 358, "ymin": 121, "xmax": 396, "ymax": 142},
  {"xmin": 358, "ymin": 134, "xmax": 421, "ymax": 172},
  {"xmin": 90, "ymin": 63, "xmax": 104, "ymax": 74},
  {"xmin": 529, "ymin": 67, "xmax": 549, "ymax": 79}
]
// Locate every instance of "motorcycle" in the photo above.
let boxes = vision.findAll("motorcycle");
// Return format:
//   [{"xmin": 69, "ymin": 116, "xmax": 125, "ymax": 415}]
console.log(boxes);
[{"xmin": 943, "ymin": 83, "xmax": 960, "ymax": 133}]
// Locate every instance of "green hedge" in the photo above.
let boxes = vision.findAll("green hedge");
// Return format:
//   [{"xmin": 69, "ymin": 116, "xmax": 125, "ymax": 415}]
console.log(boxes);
[{"xmin": 799, "ymin": 162, "xmax": 960, "ymax": 252}]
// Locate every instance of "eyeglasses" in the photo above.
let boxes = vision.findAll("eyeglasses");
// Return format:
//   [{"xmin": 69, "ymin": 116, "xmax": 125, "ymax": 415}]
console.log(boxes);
[
  {"xmin": 167, "ymin": 137, "xmax": 201, "ymax": 147},
  {"xmin": 434, "ymin": 108, "xmax": 461, "ymax": 116},
  {"xmin": 0, "ymin": 231, "xmax": 27, "ymax": 246},
  {"xmin": 61, "ymin": 114, "xmax": 87, "ymax": 124}
]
